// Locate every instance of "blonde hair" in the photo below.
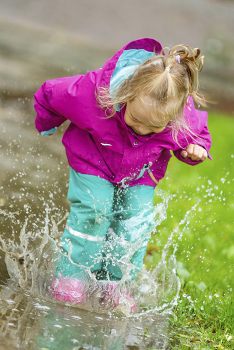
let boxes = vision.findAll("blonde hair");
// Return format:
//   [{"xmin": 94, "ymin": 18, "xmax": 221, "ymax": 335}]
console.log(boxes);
[{"xmin": 96, "ymin": 44, "xmax": 206, "ymax": 143}]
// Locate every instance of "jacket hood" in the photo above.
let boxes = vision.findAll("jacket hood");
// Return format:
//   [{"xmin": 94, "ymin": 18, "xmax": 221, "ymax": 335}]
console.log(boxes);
[{"xmin": 96, "ymin": 38, "xmax": 163, "ymax": 92}]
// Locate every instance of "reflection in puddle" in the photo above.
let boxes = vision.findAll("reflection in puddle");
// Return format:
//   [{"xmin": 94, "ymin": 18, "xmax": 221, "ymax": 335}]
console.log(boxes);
[{"xmin": 0, "ymin": 282, "xmax": 171, "ymax": 350}]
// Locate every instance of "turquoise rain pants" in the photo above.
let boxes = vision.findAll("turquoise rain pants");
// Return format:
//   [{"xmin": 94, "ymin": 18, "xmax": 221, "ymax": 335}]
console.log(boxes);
[{"xmin": 56, "ymin": 168, "xmax": 155, "ymax": 281}]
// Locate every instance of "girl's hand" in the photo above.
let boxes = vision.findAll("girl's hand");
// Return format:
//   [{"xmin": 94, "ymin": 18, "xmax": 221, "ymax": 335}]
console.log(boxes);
[{"xmin": 181, "ymin": 144, "xmax": 207, "ymax": 161}]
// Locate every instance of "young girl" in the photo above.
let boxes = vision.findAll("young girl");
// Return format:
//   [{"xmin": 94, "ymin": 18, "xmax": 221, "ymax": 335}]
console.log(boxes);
[{"xmin": 34, "ymin": 38, "xmax": 211, "ymax": 311}]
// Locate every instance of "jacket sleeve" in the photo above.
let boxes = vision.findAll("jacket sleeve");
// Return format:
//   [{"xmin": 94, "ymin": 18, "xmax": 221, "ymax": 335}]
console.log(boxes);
[
  {"xmin": 34, "ymin": 75, "xmax": 86, "ymax": 133},
  {"xmin": 173, "ymin": 97, "xmax": 212, "ymax": 166}
]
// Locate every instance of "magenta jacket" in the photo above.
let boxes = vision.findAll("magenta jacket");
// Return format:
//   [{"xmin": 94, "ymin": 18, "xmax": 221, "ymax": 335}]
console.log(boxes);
[{"xmin": 34, "ymin": 38, "xmax": 211, "ymax": 187}]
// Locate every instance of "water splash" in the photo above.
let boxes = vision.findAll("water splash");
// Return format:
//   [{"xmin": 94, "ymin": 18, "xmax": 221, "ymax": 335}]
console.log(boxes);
[{"xmin": 0, "ymin": 193, "xmax": 198, "ymax": 317}]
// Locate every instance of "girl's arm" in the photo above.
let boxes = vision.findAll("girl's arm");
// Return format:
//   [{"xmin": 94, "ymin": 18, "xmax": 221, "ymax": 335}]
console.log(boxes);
[
  {"xmin": 173, "ymin": 99, "xmax": 212, "ymax": 165},
  {"xmin": 173, "ymin": 126, "xmax": 212, "ymax": 165},
  {"xmin": 34, "ymin": 75, "xmax": 86, "ymax": 133}
]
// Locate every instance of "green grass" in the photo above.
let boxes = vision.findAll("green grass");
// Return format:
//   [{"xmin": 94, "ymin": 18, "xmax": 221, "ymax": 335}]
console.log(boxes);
[{"xmin": 145, "ymin": 112, "xmax": 234, "ymax": 349}]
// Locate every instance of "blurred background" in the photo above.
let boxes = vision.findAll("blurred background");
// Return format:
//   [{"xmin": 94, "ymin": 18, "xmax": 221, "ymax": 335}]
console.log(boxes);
[{"xmin": 0, "ymin": 0, "xmax": 234, "ymax": 112}]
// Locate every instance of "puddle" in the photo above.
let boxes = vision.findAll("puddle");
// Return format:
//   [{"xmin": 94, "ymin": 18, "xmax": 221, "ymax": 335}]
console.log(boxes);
[{"xmin": 0, "ymin": 282, "xmax": 173, "ymax": 350}]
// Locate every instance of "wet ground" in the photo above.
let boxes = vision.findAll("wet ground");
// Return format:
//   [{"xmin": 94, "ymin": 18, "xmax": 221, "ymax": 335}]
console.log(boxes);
[{"xmin": 0, "ymin": 282, "xmax": 172, "ymax": 350}]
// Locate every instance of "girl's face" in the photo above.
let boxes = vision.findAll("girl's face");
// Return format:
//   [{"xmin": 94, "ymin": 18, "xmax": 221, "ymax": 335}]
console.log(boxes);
[{"xmin": 124, "ymin": 98, "xmax": 170, "ymax": 136}]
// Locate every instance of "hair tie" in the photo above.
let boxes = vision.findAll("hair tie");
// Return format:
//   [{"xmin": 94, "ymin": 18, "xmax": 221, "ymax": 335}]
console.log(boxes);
[
  {"xmin": 165, "ymin": 67, "xmax": 170, "ymax": 72},
  {"xmin": 175, "ymin": 55, "xmax": 181, "ymax": 64}
]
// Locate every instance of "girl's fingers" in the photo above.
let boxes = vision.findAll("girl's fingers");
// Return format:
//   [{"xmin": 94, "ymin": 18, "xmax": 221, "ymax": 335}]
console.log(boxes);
[
  {"xmin": 201, "ymin": 149, "xmax": 208, "ymax": 161},
  {"xmin": 181, "ymin": 150, "xmax": 188, "ymax": 158},
  {"xmin": 184, "ymin": 144, "xmax": 207, "ymax": 161}
]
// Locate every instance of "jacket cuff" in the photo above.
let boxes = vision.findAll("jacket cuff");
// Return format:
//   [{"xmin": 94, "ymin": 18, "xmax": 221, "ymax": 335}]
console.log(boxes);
[{"xmin": 41, "ymin": 127, "xmax": 57, "ymax": 136}]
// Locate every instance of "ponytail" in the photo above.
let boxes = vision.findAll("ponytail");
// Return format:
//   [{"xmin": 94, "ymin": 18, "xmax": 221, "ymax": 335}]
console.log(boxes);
[{"xmin": 164, "ymin": 45, "xmax": 206, "ymax": 107}]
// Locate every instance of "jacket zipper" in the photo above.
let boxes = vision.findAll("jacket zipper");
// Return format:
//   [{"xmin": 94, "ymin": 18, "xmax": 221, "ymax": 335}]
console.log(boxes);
[{"xmin": 136, "ymin": 164, "xmax": 158, "ymax": 185}]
